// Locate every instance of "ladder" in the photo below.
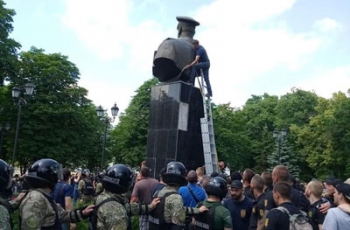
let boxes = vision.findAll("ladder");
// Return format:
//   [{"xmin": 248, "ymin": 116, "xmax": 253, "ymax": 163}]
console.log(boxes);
[{"xmin": 197, "ymin": 69, "xmax": 219, "ymax": 175}]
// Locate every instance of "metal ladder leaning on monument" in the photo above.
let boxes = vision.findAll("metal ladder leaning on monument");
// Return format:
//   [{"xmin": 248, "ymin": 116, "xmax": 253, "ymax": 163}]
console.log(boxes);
[{"xmin": 197, "ymin": 69, "xmax": 219, "ymax": 175}]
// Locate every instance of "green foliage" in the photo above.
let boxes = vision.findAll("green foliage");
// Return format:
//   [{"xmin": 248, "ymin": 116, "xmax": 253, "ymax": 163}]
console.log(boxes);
[
  {"xmin": 0, "ymin": 0, "xmax": 21, "ymax": 84},
  {"xmin": 1, "ymin": 48, "xmax": 104, "ymax": 170},
  {"xmin": 110, "ymin": 78, "xmax": 158, "ymax": 166},
  {"xmin": 212, "ymin": 103, "xmax": 252, "ymax": 171},
  {"xmin": 268, "ymin": 139, "xmax": 300, "ymax": 178}
]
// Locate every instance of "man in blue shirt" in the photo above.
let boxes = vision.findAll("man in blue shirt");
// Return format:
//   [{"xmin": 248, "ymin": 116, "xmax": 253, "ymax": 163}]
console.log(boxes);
[
  {"xmin": 223, "ymin": 180, "xmax": 253, "ymax": 230},
  {"xmin": 185, "ymin": 39, "xmax": 212, "ymax": 97},
  {"xmin": 179, "ymin": 170, "xmax": 206, "ymax": 207},
  {"xmin": 51, "ymin": 168, "xmax": 74, "ymax": 230}
]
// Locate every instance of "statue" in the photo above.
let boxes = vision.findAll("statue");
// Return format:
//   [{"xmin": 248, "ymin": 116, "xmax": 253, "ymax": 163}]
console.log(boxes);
[{"xmin": 152, "ymin": 16, "xmax": 200, "ymax": 82}]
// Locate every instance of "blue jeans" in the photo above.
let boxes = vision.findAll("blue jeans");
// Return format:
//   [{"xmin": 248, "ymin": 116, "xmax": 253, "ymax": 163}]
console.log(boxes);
[{"xmin": 189, "ymin": 62, "xmax": 211, "ymax": 95}]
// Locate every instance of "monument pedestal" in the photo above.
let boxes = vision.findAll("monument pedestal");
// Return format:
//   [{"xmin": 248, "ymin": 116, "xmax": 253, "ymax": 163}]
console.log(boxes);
[{"xmin": 146, "ymin": 81, "xmax": 204, "ymax": 178}]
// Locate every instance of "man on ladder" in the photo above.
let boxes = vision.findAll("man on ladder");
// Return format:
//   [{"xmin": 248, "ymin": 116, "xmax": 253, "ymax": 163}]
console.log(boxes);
[{"xmin": 185, "ymin": 39, "xmax": 213, "ymax": 97}]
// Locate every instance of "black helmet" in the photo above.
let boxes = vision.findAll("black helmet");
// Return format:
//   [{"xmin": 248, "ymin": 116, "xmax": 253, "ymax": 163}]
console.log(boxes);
[
  {"xmin": 162, "ymin": 161, "xmax": 187, "ymax": 186},
  {"xmin": 0, "ymin": 159, "xmax": 13, "ymax": 190},
  {"xmin": 204, "ymin": 176, "xmax": 228, "ymax": 200},
  {"xmin": 102, "ymin": 164, "xmax": 133, "ymax": 194},
  {"xmin": 82, "ymin": 169, "xmax": 90, "ymax": 176},
  {"xmin": 25, "ymin": 159, "xmax": 62, "ymax": 190}
]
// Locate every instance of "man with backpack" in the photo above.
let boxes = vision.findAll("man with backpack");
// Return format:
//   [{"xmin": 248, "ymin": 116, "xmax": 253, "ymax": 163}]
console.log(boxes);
[
  {"xmin": 264, "ymin": 181, "xmax": 312, "ymax": 230},
  {"xmin": 20, "ymin": 159, "xmax": 95, "ymax": 229},
  {"xmin": 148, "ymin": 161, "xmax": 208, "ymax": 230},
  {"xmin": 192, "ymin": 176, "xmax": 233, "ymax": 230},
  {"xmin": 78, "ymin": 169, "xmax": 94, "ymax": 203},
  {"xmin": 90, "ymin": 164, "xmax": 160, "ymax": 230}
]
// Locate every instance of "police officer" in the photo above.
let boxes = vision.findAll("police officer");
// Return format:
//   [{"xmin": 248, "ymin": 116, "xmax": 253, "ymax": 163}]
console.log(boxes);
[
  {"xmin": 94, "ymin": 172, "xmax": 104, "ymax": 196},
  {"xmin": 0, "ymin": 159, "xmax": 14, "ymax": 230},
  {"xmin": 20, "ymin": 158, "xmax": 95, "ymax": 229},
  {"xmin": 90, "ymin": 164, "xmax": 160, "ymax": 230},
  {"xmin": 192, "ymin": 176, "xmax": 233, "ymax": 230},
  {"xmin": 78, "ymin": 169, "xmax": 94, "ymax": 203},
  {"xmin": 148, "ymin": 161, "xmax": 208, "ymax": 230}
]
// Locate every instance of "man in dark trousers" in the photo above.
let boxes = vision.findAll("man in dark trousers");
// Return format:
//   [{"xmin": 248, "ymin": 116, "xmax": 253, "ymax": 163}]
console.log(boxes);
[{"xmin": 185, "ymin": 39, "xmax": 212, "ymax": 97}]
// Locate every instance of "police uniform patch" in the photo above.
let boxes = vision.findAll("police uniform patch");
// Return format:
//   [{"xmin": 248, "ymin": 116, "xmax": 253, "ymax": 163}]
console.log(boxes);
[
  {"xmin": 308, "ymin": 211, "xmax": 312, "ymax": 217},
  {"xmin": 265, "ymin": 218, "xmax": 269, "ymax": 227},
  {"xmin": 252, "ymin": 207, "xmax": 256, "ymax": 213},
  {"xmin": 264, "ymin": 199, "xmax": 268, "ymax": 207},
  {"xmin": 240, "ymin": 209, "xmax": 246, "ymax": 218},
  {"xmin": 259, "ymin": 209, "xmax": 264, "ymax": 217},
  {"xmin": 26, "ymin": 216, "xmax": 39, "ymax": 228}
]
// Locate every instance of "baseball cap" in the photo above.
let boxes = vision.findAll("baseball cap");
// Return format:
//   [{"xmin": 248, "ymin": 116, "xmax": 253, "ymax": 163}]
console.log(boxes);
[
  {"xmin": 231, "ymin": 180, "xmax": 243, "ymax": 189},
  {"xmin": 336, "ymin": 183, "xmax": 350, "ymax": 200}
]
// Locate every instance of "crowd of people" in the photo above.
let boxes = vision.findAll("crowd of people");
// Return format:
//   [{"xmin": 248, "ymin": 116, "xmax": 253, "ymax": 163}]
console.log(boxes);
[{"xmin": 1, "ymin": 158, "xmax": 350, "ymax": 230}]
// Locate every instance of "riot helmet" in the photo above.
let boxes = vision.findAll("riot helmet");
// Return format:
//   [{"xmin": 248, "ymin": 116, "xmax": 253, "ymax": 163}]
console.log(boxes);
[
  {"xmin": 82, "ymin": 169, "xmax": 90, "ymax": 176},
  {"xmin": 25, "ymin": 158, "xmax": 62, "ymax": 190},
  {"xmin": 162, "ymin": 161, "xmax": 187, "ymax": 186},
  {"xmin": 102, "ymin": 164, "xmax": 133, "ymax": 194},
  {"xmin": 204, "ymin": 176, "xmax": 228, "ymax": 200},
  {"xmin": 0, "ymin": 159, "xmax": 13, "ymax": 190}
]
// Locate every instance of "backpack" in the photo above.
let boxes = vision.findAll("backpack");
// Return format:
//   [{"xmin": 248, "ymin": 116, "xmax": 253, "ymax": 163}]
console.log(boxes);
[
  {"xmin": 189, "ymin": 202, "xmax": 220, "ymax": 230},
  {"xmin": 89, "ymin": 196, "xmax": 131, "ymax": 230},
  {"xmin": 148, "ymin": 192, "xmax": 179, "ymax": 230},
  {"xmin": 276, "ymin": 206, "xmax": 312, "ymax": 230}
]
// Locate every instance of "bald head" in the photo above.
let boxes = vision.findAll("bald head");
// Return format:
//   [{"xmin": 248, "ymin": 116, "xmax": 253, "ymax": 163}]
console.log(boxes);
[
  {"xmin": 306, "ymin": 180, "xmax": 323, "ymax": 198},
  {"xmin": 251, "ymin": 175, "xmax": 264, "ymax": 192},
  {"xmin": 272, "ymin": 165, "xmax": 289, "ymax": 184}
]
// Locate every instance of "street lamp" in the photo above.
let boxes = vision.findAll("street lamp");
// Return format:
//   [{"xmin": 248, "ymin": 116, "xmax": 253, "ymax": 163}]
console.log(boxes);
[
  {"xmin": 96, "ymin": 103, "xmax": 119, "ymax": 169},
  {"xmin": 0, "ymin": 123, "xmax": 10, "ymax": 159},
  {"xmin": 273, "ymin": 128, "xmax": 287, "ymax": 164},
  {"xmin": 11, "ymin": 83, "xmax": 35, "ymax": 166}
]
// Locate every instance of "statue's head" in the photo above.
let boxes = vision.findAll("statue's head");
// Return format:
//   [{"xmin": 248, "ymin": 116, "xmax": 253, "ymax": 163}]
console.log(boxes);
[{"xmin": 176, "ymin": 16, "xmax": 200, "ymax": 39}]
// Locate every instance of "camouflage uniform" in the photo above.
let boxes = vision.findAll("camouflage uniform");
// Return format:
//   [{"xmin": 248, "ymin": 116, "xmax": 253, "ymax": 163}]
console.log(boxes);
[
  {"xmin": 95, "ymin": 182, "xmax": 103, "ymax": 195},
  {"xmin": 154, "ymin": 186, "xmax": 200, "ymax": 226},
  {"xmin": 94, "ymin": 190, "xmax": 154, "ymax": 230},
  {"xmin": 78, "ymin": 179, "xmax": 93, "ymax": 203},
  {"xmin": 20, "ymin": 188, "xmax": 87, "ymax": 230},
  {"xmin": 0, "ymin": 195, "xmax": 21, "ymax": 230},
  {"xmin": 0, "ymin": 204, "xmax": 11, "ymax": 230}
]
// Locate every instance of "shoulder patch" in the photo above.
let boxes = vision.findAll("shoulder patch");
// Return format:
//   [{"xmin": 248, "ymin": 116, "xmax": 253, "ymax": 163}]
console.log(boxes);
[
  {"xmin": 265, "ymin": 218, "xmax": 269, "ymax": 227},
  {"xmin": 25, "ymin": 216, "xmax": 39, "ymax": 229}
]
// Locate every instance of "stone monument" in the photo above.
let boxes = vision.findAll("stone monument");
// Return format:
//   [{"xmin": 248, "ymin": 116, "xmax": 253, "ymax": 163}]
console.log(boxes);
[{"xmin": 146, "ymin": 16, "xmax": 205, "ymax": 178}]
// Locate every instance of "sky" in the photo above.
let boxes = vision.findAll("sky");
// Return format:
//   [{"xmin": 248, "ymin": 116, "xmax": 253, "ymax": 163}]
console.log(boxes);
[{"xmin": 4, "ymin": 0, "xmax": 350, "ymax": 118}]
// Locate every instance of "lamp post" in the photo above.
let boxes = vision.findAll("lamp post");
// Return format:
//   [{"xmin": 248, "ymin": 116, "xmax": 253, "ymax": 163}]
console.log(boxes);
[
  {"xmin": 11, "ymin": 83, "xmax": 35, "ymax": 166},
  {"xmin": 96, "ymin": 103, "xmax": 119, "ymax": 169},
  {"xmin": 273, "ymin": 128, "xmax": 287, "ymax": 164},
  {"xmin": 0, "ymin": 123, "xmax": 10, "ymax": 159}
]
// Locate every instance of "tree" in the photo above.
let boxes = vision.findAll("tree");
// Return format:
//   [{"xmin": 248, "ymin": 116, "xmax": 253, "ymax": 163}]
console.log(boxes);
[
  {"xmin": 0, "ymin": 0, "xmax": 21, "ymax": 84},
  {"xmin": 268, "ymin": 138, "xmax": 300, "ymax": 178},
  {"xmin": 241, "ymin": 93, "xmax": 279, "ymax": 172},
  {"xmin": 110, "ymin": 78, "xmax": 158, "ymax": 166},
  {"xmin": 3, "ymin": 47, "xmax": 103, "ymax": 171},
  {"xmin": 212, "ymin": 103, "xmax": 252, "ymax": 171}
]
